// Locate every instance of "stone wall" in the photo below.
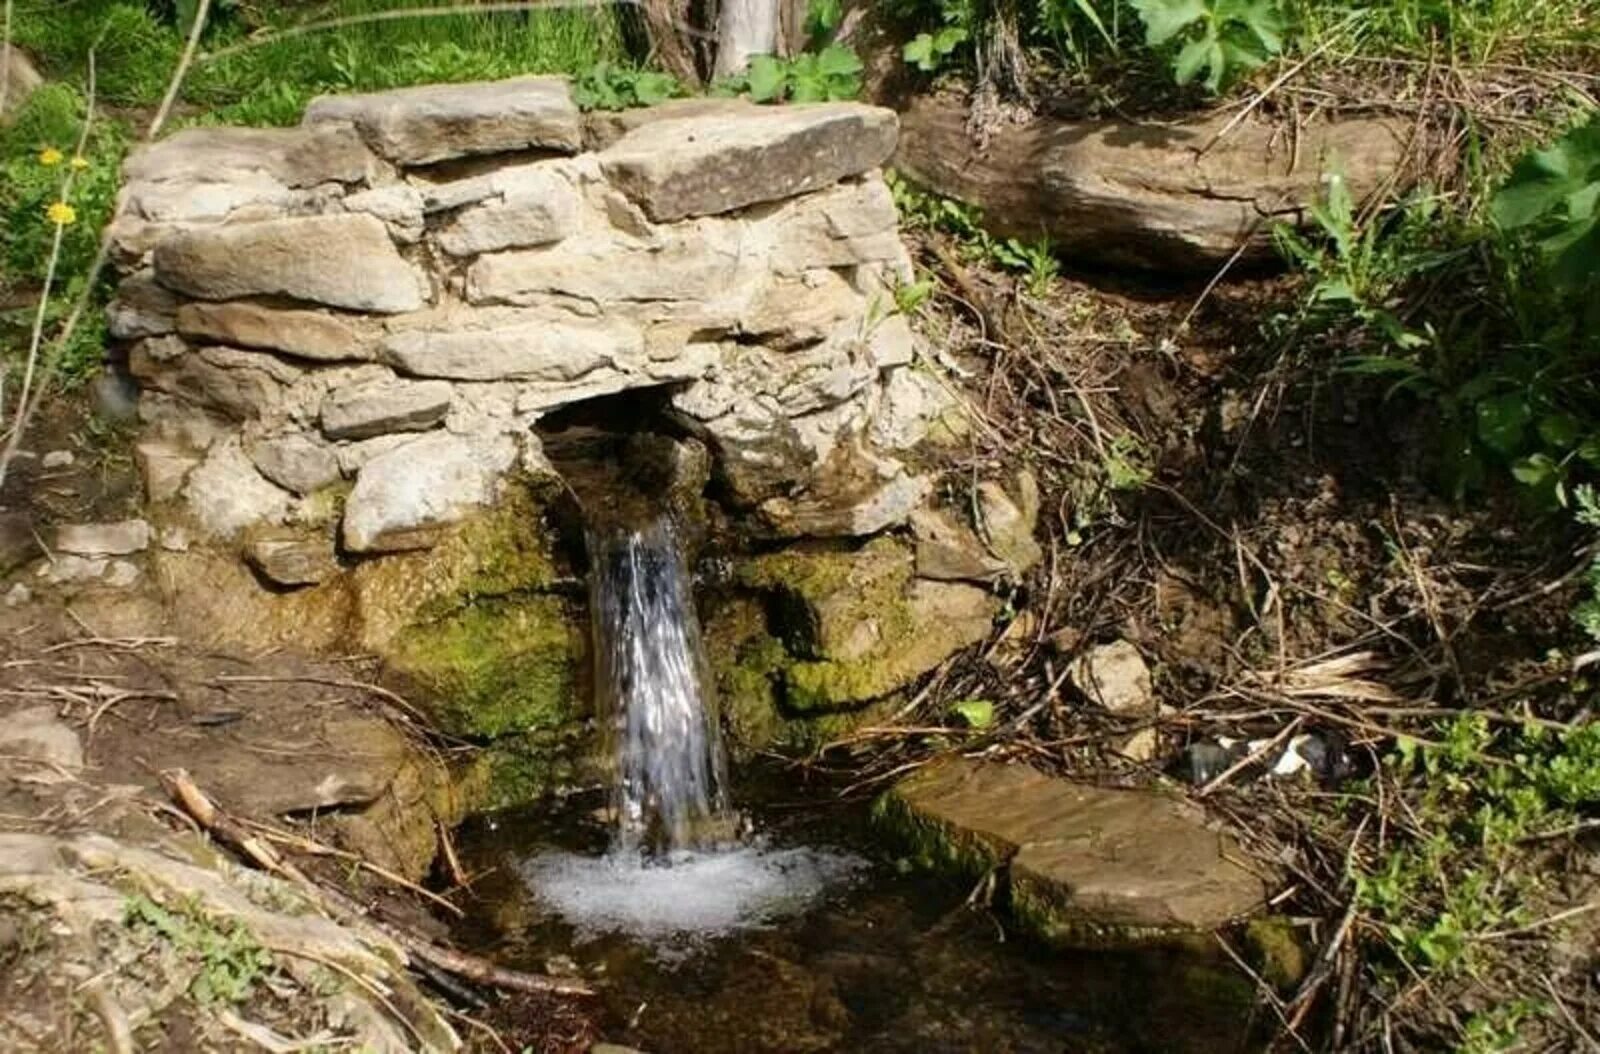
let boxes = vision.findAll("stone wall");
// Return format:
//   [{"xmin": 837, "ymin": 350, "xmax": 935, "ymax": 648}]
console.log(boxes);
[
  {"xmin": 108, "ymin": 78, "xmax": 957, "ymax": 553},
  {"xmin": 104, "ymin": 77, "xmax": 1023, "ymax": 805}
]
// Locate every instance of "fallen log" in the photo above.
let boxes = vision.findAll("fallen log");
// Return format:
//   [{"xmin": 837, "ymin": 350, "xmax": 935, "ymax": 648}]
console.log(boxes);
[{"xmin": 893, "ymin": 93, "xmax": 1412, "ymax": 273}]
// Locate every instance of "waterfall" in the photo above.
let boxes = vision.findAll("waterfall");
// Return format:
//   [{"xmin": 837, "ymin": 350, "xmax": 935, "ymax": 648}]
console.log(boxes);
[{"xmin": 587, "ymin": 515, "xmax": 731, "ymax": 854}]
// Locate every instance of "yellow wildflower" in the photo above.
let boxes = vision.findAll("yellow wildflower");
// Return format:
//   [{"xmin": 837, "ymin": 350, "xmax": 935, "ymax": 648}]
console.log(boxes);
[
  {"xmin": 46, "ymin": 201, "xmax": 77, "ymax": 226},
  {"xmin": 70, "ymin": 156, "xmax": 90, "ymax": 171},
  {"xmin": 38, "ymin": 147, "xmax": 63, "ymax": 166}
]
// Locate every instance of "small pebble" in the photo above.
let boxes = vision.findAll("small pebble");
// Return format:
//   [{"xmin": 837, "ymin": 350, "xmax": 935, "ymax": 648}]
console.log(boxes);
[
  {"xmin": 41, "ymin": 450, "xmax": 74, "ymax": 469},
  {"xmin": 4, "ymin": 582, "xmax": 30, "ymax": 607},
  {"xmin": 104, "ymin": 560, "xmax": 141, "ymax": 588},
  {"xmin": 159, "ymin": 526, "xmax": 191, "ymax": 552}
]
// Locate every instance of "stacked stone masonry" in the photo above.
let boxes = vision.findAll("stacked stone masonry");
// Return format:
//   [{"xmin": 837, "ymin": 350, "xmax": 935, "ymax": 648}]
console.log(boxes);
[{"xmin": 108, "ymin": 79, "xmax": 959, "ymax": 553}]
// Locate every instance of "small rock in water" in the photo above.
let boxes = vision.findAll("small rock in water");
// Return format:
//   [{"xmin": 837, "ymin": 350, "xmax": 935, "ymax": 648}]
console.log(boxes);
[
  {"xmin": 40, "ymin": 450, "xmax": 74, "ymax": 469},
  {"xmin": 54, "ymin": 519, "xmax": 152, "ymax": 557}
]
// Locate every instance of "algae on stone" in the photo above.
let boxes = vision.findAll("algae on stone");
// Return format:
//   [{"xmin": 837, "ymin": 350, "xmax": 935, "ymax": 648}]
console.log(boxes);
[{"xmin": 386, "ymin": 595, "xmax": 582, "ymax": 739}]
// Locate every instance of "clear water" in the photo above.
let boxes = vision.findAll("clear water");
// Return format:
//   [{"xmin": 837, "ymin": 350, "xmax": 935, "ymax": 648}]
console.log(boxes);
[{"xmin": 586, "ymin": 516, "xmax": 730, "ymax": 853}]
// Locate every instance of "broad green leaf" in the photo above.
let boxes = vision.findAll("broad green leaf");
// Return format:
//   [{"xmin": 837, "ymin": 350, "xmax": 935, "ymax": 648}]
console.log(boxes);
[
  {"xmin": 1579, "ymin": 435, "xmax": 1600, "ymax": 466},
  {"xmin": 933, "ymin": 26, "xmax": 969, "ymax": 53},
  {"xmin": 951, "ymin": 699, "xmax": 996, "ymax": 729},
  {"xmin": 1129, "ymin": 0, "xmax": 1208, "ymax": 46},
  {"xmin": 816, "ymin": 43, "xmax": 863, "ymax": 79},
  {"xmin": 746, "ymin": 55, "xmax": 788, "ymax": 103},
  {"xmin": 903, "ymin": 34, "xmax": 937, "ymax": 71},
  {"xmin": 1491, "ymin": 114, "xmax": 1600, "ymax": 231},
  {"xmin": 1476, "ymin": 393, "xmax": 1532, "ymax": 455},
  {"xmin": 1173, "ymin": 38, "xmax": 1213, "ymax": 85},
  {"xmin": 1538, "ymin": 413, "xmax": 1583, "ymax": 449},
  {"xmin": 805, "ymin": 0, "xmax": 843, "ymax": 40},
  {"xmin": 1511, "ymin": 452, "xmax": 1561, "ymax": 489}
]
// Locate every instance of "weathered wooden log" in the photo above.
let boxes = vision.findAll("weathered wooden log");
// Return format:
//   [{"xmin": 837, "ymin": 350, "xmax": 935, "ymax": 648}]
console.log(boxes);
[{"xmin": 894, "ymin": 93, "xmax": 1412, "ymax": 273}]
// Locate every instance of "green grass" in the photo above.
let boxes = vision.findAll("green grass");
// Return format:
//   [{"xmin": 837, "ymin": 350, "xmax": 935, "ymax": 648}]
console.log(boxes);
[{"xmin": 13, "ymin": 0, "xmax": 626, "ymax": 124}]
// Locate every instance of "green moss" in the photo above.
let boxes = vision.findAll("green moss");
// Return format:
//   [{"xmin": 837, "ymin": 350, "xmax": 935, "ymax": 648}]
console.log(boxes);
[
  {"xmin": 448, "ymin": 481, "xmax": 564, "ymax": 600},
  {"xmin": 870, "ymin": 778, "xmax": 1011, "ymax": 879},
  {"xmin": 734, "ymin": 537, "xmax": 912, "ymax": 660},
  {"xmin": 460, "ymin": 726, "xmax": 595, "ymax": 812},
  {"xmin": 783, "ymin": 656, "xmax": 915, "ymax": 713},
  {"xmin": 1244, "ymin": 916, "xmax": 1308, "ymax": 989},
  {"xmin": 388, "ymin": 596, "xmax": 582, "ymax": 739}
]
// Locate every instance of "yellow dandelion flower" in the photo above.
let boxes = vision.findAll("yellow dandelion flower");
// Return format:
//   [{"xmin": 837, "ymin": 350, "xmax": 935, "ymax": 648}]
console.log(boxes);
[
  {"xmin": 70, "ymin": 156, "xmax": 90, "ymax": 171},
  {"xmin": 46, "ymin": 201, "xmax": 77, "ymax": 226},
  {"xmin": 38, "ymin": 147, "xmax": 63, "ymax": 166}
]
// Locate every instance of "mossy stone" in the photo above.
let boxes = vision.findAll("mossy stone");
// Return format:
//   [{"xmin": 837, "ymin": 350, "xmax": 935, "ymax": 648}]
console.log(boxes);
[
  {"xmin": 387, "ymin": 595, "xmax": 582, "ymax": 739},
  {"xmin": 1244, "ymin": 916, "xmax": 1308, "ymax": 989},
  {"xmin": 458, "ymin": 726, "xmax": 596, "ymax": 812}
]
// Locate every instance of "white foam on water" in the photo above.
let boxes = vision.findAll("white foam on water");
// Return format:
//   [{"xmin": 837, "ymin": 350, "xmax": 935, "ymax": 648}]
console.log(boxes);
[{"xmin": 519, "ymin": 843, "xmax": 866, "ymax": 944}]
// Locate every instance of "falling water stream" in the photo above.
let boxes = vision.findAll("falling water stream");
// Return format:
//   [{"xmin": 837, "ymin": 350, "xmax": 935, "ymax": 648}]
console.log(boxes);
[{"xmin": 517, "ymin": 511, "xmax": 863, "ymax": 945}]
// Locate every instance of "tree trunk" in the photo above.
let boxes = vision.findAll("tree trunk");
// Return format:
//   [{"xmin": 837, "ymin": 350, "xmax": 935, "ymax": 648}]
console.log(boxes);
[
  {"xmin": 636, "ymin": 0, "xmax": 703, "ymax": 86},
  {"xmin": 714, "ymin": 0, "xmax": 781, "ymax": 77}
]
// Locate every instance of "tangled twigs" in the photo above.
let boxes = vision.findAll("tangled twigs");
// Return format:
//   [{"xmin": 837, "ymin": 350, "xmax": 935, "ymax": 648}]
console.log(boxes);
[{"xmin": 159, "ymin": 768, "xmax": 594, "ymax": 999}]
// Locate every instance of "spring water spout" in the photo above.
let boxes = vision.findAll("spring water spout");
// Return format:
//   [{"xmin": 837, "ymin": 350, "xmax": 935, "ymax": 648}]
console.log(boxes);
[{"xmin": 587, "ymin": 515, "xmax": 731, "ymax": 854}]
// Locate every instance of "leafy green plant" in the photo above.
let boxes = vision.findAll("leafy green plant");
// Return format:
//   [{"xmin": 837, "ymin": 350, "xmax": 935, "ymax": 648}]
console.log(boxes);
[
  {"xmin": 745, "ymin": 45, "xmax": 864, "ymax": 103},
  {"xmin": 125, "ymin": 894, "xmax": 274, "ymax": 1005},
  {"xmin": 571, "ymin": 62, "xmax": 682, "ymax": 111},
  {"xmin": 1127, "ymin": 0, "xmax": 1286, "ymax": 91},
  {"xmin": 991, "ymin": 234, "xmax": 1061, "ymax": 295},
  {"xmin": 1491, "ymin": 111, "xmax": 1600, "ymax": 291},
  {"xmin": 1575, "ymin": 484, "xmax": 1600, "ymax": 644},
  {"xmin": 904, "ymin": 26, "xmax": 970, "ymax": 71}
]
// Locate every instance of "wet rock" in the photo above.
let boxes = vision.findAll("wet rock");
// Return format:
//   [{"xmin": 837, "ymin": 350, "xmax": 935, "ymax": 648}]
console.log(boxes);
[
  {"xmin": 735, "ymin": 538, "xmax": 997, "ymax": 711},
  {"xmin": 320, "ymin": 378, "xmax": 452, "ymax": 440},
  {"xmin": 757, "ymin": 462, "xmax": 931, "ymax": 539},
  {"xmin": 154, "ymin": 214, "xmax": 428, "ymax": 314},
  {"xmin": 1245, "ymin": 916, "xmax": 1309, "ymax": 989},
  {"xmin": 1, "ymin": 44, "xmax": 43, "ymax": 121},
  {"xmin": 976, "ymin": 472, "xmax": 1042, "ymax": 576},
  {"xmin": 183, "ymin": 438, "xmax": 291, "ymax": 539},
  {"xmin": 248, "ymin": 433, "xmax": 341, "ymax": 495},
  {"xmin": 0, "ymin": 706, "xmax": 83, "ymax": 771},
  {"xmin": 599, "ymin": 102, "xmax": 898, "ymax": 221},
  {"xmin": 0, "ymin": 511, "xmax": 37, "ymax": 573},
  {"xmin": 244, "ymin": 531, "xmax": 339, "ymax": 587},
  {"xmin": 175, "ymin": 301, "xmax": 379, "ymax": 362},
  {"xmin": 303, "ymin": 75, "xmax": 582, "ymax": 165},
  {"xmin": 342, "ymin": 430, "xmax": 513, "ymax": 553},
  {"xmin": 105, "ymin": 270, "xmax": 182, "ymax": 339},
  {"xmin": 1070, "ymin": 640, "xmax": 1155, "ymax": 717},
  {"xmin": 878, "ymin": 758, "xmax": 1271, "ymax": 941},
  {"xmin": 54, "ymin": 519, "xmax": 152, "ymax": 557}
]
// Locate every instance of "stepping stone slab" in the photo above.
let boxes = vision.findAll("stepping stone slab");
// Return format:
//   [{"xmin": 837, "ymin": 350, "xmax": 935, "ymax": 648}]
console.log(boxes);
[
  {"xmin": 878, "ymin": 758, "xmax": 1271, "ymax": 942},
  {"xmin": 303, "ymin": 76, "xmax": 582, "ymax": 166}
]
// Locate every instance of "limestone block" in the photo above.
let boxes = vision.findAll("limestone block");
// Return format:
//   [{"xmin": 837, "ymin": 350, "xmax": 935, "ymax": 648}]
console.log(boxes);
[
  {"xmin": 176, "ymin": 301, "xmax": 379, "ymax": 362},
  {"xmin": 382, "ymin": 314, "xmax": 633, "ymax": 382},
  {"xmin": 762, "ymin": 179, "xmax": 907, "ymax": 276},
  {"xmin": 106, "ymin": 270, "xmax": 182, "ymax": 339},
  {"xmin": 436, "ymin": 166, "xmax": 580, "ymax": 256},
  {"xmin": 248, "ymin": 433, "xmax": 342, "ymax": 495},
  {"xmin": 244, "ymin": 531, "xmax": 339, "ymax": 587},
  {"xmin": 54, "ymin": 520, "xmax": 151, "ymax": 557},
  {"xmin": 342, "ymin": 183, "xmax": 426, "ymax": 242},
  {"xmin": 341, "ymin": 431, "xmax": 514, "ymax": 552},
  {"xmin": 123, "ymin": 124, "xmax": 374, "ymax": 189},
  {"xmin": 130, "ymin": 339, "xmax": 300, "ymax": 422},
  {"xmin": 135, "ymin": 439, "xmax": 201, "ymax": 502},
  {"xmin": 598, "ymin": 103, "xmax": 898, "ymax": 221},
  {"xmin": 183, "ymin": 438, "xmax": 291, "ymax": 539},
  {"xmin": 320, "ymin": 379, "xmax": 452, "ymax": 440},
  {"xmin": 2, "ymin": 44, "xmax": 43, "ymax": 122},
  {"xmin": 466, "ymin": 225, "xmax": 744, "ymax": 307},
  {"xmin": 303, "ymin": 76, "xmax": 582, "ymax": 165},
  {"xmin": 153, "ymin": 214, "xmax": 427, "ymax": 314}
]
